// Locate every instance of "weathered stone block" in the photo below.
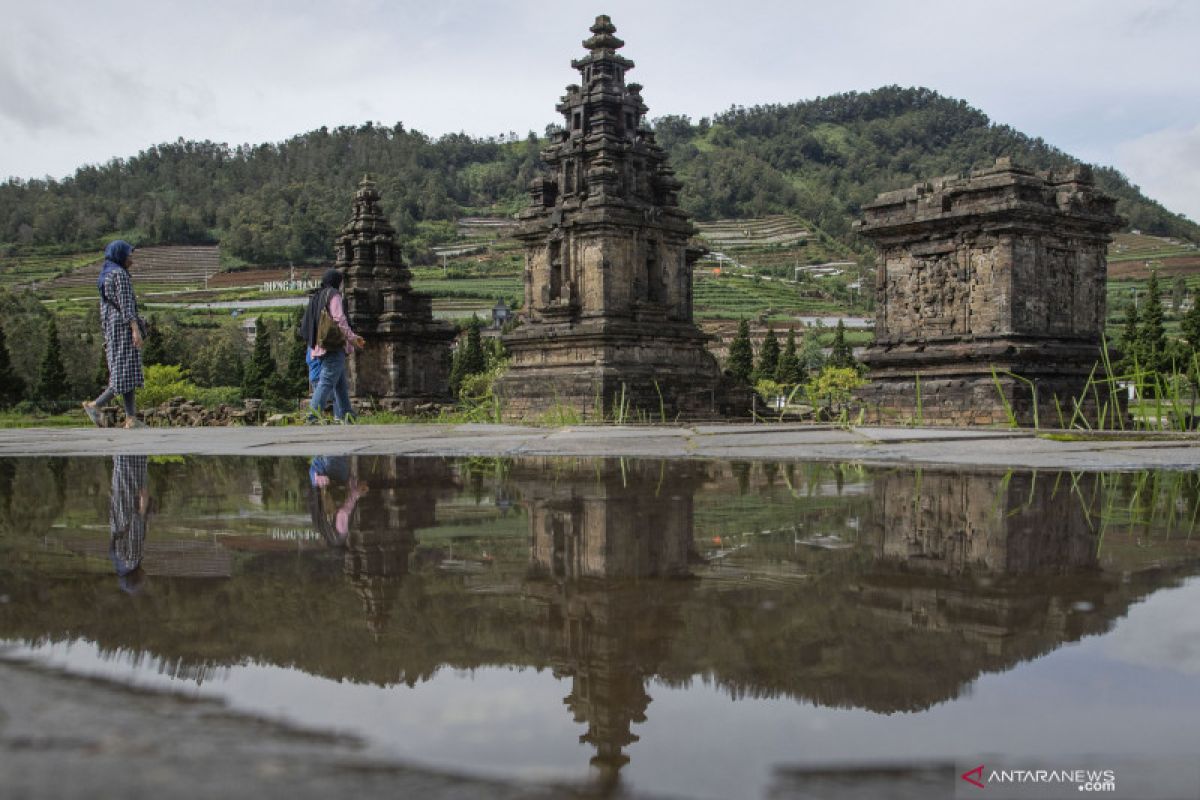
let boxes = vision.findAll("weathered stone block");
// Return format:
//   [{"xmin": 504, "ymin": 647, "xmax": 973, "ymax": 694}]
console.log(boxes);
[{"xmin": 855, "ymin": 160, "xmax": 1123, "ymax": 426}]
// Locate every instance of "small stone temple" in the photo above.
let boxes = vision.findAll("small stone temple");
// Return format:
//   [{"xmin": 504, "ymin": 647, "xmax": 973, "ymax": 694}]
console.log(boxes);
[
  {"xmin": 494, "ymin": 16, "xmax": 748, "ymax": 420},
  {"xmin": 336, "ymin": 176, "xmax": 456, "ymax": 410},
  {"xmin": 855, "ymin": 158, "xmax": 1123, "ymax": 426}
]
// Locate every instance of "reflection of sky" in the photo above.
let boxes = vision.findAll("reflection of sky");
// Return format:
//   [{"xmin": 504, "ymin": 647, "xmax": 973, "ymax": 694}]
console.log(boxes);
[
  {"xmin": 6, "ymin": 577, "xmax": 1200, "ymax": 800},
  {"xmin": 1100, "ymin": 580, "xmax": 1200, "ymax": 677}
]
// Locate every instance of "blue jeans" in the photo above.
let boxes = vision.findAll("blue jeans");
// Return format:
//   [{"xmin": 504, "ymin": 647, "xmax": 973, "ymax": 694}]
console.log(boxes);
[
  {"xmin": 310, "ymin": 349, "xmax": 351, "ymax": 419},
  {"xmin": 309, "ymin": 455, "xmax": 349, "ymax": 486},
  {"xmin": 306, "ymin": 349, "xmax": 322, "ymax": 389}
]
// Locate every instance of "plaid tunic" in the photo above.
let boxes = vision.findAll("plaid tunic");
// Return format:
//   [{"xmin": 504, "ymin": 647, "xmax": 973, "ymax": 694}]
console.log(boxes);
[
  {"xmin": 100, "ymin": 267, "xmax": 144, "ymax": 393},
  {"xmin": 109, "ymin": 455, "xmax": 148, "ymax": 575}
]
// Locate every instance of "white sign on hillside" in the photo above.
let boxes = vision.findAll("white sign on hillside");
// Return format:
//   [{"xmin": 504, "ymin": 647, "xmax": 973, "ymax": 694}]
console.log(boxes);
[{"xmin": 262, "ymin": 279, "xmax": 319, "ymax": 293}]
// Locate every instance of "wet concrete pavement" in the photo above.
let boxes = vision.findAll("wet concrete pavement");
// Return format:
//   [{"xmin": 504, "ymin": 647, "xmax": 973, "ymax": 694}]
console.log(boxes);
[
  {"xmin": 0, "ymin": 423, "xmax": 1197, "ymax": 470},
  {"xmin": 0, "ymin": 658, "xmax": 618, "ymax": 800}
]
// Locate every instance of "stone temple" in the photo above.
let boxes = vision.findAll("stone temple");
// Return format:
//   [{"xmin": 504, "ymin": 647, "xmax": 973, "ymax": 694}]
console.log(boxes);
[
  {"xmin": 494, "ymin": 16, "xmax": 748, "ymax": 420},
  {"xmin": 336, "ymin": 176, "xmax": 456, "ymax": 411},
  {"xmin": 855, "ymin": 158, "xmax": 1123, "ymax": 426}
]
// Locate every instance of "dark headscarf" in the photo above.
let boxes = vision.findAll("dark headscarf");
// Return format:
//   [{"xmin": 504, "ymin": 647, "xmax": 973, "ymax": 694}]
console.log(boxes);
[
  {"xmin": 300, "ymin": 269, "xmax": 344, "ymax": 349},
  {"xmin": 98, "ymin": 240, "xmax": 134, "ymax": 293}
]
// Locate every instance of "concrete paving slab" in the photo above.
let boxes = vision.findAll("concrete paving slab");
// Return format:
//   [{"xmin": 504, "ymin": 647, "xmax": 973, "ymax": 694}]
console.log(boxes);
[{"xmin": 0, "ymin": 424, "xmax": 1195, "ymax": 471}]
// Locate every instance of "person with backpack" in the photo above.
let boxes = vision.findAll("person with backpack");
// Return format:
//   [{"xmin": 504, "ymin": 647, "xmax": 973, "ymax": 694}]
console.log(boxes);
[
  {"xmin": 299, "ymin": 269, "xmax": 365, "ymax": 423},
  {"xmin": 307, "ymin": 455, "xmax": 369, "ymax": 547},
  {"xmin": 83, "ymin": 240, "xmax": 147, "ymax": 429}
]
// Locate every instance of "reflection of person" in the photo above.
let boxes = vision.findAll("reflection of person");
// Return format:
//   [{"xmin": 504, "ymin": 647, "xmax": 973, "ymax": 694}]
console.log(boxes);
[
  {"xmin": 307, "ymin": 456, "xmax": 368, "ymax": 546},
  {"xmin": 108, "ymin": 455, "xmax": 149, "ymax": 593},
  {"xmin": 83, "ymin": 240, "xmax": 147, "ymax": 429},
  {"xmin": 299, "ymin": 270, "xmax": 365, "ymax": 423}
]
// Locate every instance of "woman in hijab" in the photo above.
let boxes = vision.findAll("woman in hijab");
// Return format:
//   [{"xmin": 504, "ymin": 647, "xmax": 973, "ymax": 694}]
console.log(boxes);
[
  {"xmin": 109, "ymin": 454, "xmax": 150, "ymax": 594},
  {"xmin": 83, "ymin": 240, "xmax": 147, "ymax": 429},
  {"xmin": 299, "ymin": 269, "xmax": 365, "ymax": 423}
]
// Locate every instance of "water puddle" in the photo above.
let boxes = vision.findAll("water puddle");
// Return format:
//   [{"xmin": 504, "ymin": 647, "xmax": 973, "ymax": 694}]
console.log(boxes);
[{"xmin": 1, "ymin": 456, "xmax": 1198, "ymax": 798}]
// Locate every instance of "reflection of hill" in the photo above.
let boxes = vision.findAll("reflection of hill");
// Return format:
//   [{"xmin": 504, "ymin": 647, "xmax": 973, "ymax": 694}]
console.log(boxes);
[{"xmin": 2, "ymin": 458, "xmax": 1199, "ymax": 731}]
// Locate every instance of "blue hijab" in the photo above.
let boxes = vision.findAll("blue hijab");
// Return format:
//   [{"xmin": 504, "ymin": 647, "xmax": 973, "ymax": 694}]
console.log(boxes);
[{"xmin": 98, "ymin": 240, "xmax": 133, "ymax": 295}]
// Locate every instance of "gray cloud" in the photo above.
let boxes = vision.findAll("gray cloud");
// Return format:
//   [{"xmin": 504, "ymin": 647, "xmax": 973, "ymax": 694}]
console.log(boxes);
[
  {"xmin": 0, "ymin": 45, "xmax": 86, "ymax": 132},
  {"xmin": 1116, "ymin": 124, "xmax": 1200, "ymax": 223},
  {"xmin": 0, "ymin": 0, "xmax": 1197, "ymax": 221}
]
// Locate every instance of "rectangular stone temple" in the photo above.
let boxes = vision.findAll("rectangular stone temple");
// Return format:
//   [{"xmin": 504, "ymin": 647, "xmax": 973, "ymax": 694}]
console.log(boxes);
[
  {"xmin": 494, "ymin": 16, "xmax": 749, "ymax": 421},
  {"xmin": 855, "ymin": 158, "xmax": 1123, "ymax": 426}
]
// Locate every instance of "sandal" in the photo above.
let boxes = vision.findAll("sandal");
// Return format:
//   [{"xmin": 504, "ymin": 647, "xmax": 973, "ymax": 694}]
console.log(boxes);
[{"xmin": 82, "ymin": 402, "xmax": 104, "ymax": 428}]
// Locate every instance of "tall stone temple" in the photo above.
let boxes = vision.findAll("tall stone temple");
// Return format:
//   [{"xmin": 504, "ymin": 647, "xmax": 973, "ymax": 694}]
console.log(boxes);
[
  {"xmin": 855, "ymin": 159, "xmax": 1123, "ymax": 426},
  {"xmin": 494, "ymin": 16, "xmax": 748, "ymax": 420},
  {"xmin": 336, "ymin": 176, "xmax": 456, "ymax": 410}
]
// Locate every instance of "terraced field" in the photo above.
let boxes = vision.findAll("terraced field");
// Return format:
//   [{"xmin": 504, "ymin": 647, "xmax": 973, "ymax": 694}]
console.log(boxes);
[
  {"xmin": 693, "ymin": 215, "xmax": 859, "ymax": 274},
  {"xmin": 50, "ymin": 245, "xmax": 221, "ymax": 290},
  {"xmin": 0, "ymin": 250, "xmax": 97, "ymax": 289},
  {"xmin": 1108, "ymin": 232, "xmax": 1198, "ymax": 263},
  {"xmin": 13, "ymin": 223, "xmax": 1193, "ymax": 341},
  {"xmin": 693, "ymin": 274, "xmax": 846, "ymax": 319}
]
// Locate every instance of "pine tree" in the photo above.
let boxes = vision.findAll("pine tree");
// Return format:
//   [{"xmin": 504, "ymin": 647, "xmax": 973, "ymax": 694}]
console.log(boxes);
[
  {"xmin": 1172, "ymin": 276, "xmax": 1187, "ymax": 313},
  {"xmin": 241, "ymin": 317, "xmax": 275, "ymax": 400},
  {"xmin": 450, "ymin": 317, "xmax": 487, "ymax": 394},
  {"xmin": 727, "ymin": 318, "xmax": 755, "ymax": 386},
  {"xmin": 755, "ymin": 327, "xmax": 780, "ymax": 383},
  {"xmin": 828, "ymin": 319, "xmax": 855, "ymax": 369},
  {"xmin": 462, "ymin": 318, "xmax": 487, "ymax": 376},
  {"xmin": 0, "ymin": 321, "xmax": 25, "ymax": 407},
  {"xmin": 1117, "ymin": 300, "xmax": 1141, "ymax": 374},
  {"xmin": 775, "ymin": 328, "xmax": 803, "ymax": 386},
  {"xmin": 35, "ymin": 317, "xmax": 70, "ymax": 402},
  {"xmin": 1182, "ymin": 291, "xmax": 1200, "ymax": 353},
  {"xmin": 141, "ymin": 315, "xmax": 168, "ymax": 366},
  {"xmin": 1137, "ymin": 271, "xmax": 1167, "ymax": 376},
  {"xmin": 281, "ymin": 310, "xmax": 310, "ymax": 399},
  {"xmin": 94, "ymin": 344, "xmax": 109, "ymax": 395},
  {"xmin": 485, "ymin": 336, "xmax": 508, "ymax": 370},
  {"xmin": 1181, "ymin": 292, "xmax": 1200, "ymax": 400},
  {"xmin": 799, "ymin": 328, "xmax": 826, "ymax": 375}
]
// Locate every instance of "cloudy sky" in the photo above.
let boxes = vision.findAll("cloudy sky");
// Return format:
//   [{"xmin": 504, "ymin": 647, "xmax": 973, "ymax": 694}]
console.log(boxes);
[{"xmin": 2, "ymin": 0, "xmax": 1198, "ymax": 222}]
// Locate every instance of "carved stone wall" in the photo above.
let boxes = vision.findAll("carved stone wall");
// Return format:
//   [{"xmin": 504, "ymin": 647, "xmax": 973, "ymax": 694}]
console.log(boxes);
[
  {"xmin": 867, "ymin": 470, "xmax": 1099, "ymax": 575},
  {"xmin": 494, "ymin": 17, "xmax": 749, "ymax": 421},
  {"xmin": 855, "ymin": 159, "xmax": 1123, "ymax": 426}
]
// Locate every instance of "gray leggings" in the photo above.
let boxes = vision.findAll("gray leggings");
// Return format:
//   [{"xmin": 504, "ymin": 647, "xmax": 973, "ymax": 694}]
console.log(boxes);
[{"xmin": 94, "ymin": 387, "xmax": 136, "ymax": 418}]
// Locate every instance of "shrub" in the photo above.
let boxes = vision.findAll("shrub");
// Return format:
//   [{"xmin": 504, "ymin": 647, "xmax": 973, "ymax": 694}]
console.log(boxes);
[
  {"xmin": 805, "ymin": 366, "xmax": 865, "ymax": 416},
  {"xmin": 139, "ymin": 364, "xmax": 241, "ymax": 408},
  {"xmin": 139, "ymin": 365, "xmax": 195, "ymax": 407}
]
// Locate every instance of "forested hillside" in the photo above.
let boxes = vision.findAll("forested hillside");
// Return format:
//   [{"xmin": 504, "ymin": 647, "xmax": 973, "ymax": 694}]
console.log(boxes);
[{"xmin": 1, "ymin": 87, "xmax": 1195, "ymax": 265}]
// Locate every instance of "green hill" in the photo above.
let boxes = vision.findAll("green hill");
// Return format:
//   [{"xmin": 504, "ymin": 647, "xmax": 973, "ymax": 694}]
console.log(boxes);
[
  {"xmin": 1, "ymin": 87, "xmax": 1195, "ymax": 267},
  {"xmin": 653, "ymin": 87, "xmax": 1199, "ymax": 246}
]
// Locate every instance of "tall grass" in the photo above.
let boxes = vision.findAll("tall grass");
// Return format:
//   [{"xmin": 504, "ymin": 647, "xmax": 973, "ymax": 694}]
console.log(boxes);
[{"xmin": 991, "ymin": 345, "xmax": 1199, "ymax": 432}]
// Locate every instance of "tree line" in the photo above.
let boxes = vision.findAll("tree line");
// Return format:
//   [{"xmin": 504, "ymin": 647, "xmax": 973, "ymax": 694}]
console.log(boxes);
[{"xmin": 2, "ymin": 87, "xmax": 1195, "ymax": 266}]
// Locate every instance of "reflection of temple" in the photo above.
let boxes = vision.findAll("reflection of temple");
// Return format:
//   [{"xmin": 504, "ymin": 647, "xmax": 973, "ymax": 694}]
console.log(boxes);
[
  {"xmin": 341, "ymin": 457, "xmax": 458, "ymax": 637},
  {"xmin": 9, "ymin": 456, "xmax": 1200, "ymax": 778},
  {"xmin": 839, "ymin": 469, "xmax": 1108, "ymax": 704},
  {"xmin": 868, "ymin": 469, "xmax": 1099, "ymax": 574},
  {"xmin": 514, "ymin": 458, "xmax": 707, "ymax": 793},
  {"xmin": 522, "ymin": 458, "xmax": 702, "ymax": 581}
]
